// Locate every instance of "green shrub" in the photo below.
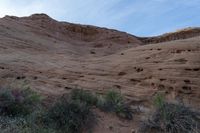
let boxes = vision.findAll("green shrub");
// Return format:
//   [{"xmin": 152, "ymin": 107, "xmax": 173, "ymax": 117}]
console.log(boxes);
[
  {"xmin": 70, "ymin": 89, "xmax": 98, "ymax": 106},
  {"xmin": 153, "ymin": 93, "xmax": 165, "ymax": 109},
  {"xmin": 0, "ymin": 116, "xmax": 26, "ymax": 133},
  {"xmin": 98, "ymin": 90, "xmax": 133, "ymax": 120},
  {"xmin": 70, "ymin": 89, "xmax": 133, "ymax": 119},
  {"xmin": 44, "ymin": 97, "xmax": 95, "ymax": 133},
  {"xmin": 0, "ymin": 116, "xmax": 57, "ymax": 133},
  {"xmin": 0, "ymin": 87, "xmax": 133, "ymax": 133},
  {"xmin": 0, "ymin": 87, "xmax": 41, "ymax": 117},
  {"xmin": 115, "ymin": 103, "xmax": 133, "ymax": 120},
  {"xmin": 0, "ymin": 86, "xmax": 56, "ymax": 133},
  {"xmin": 98, "ymin": 90, "xmax": 123, "ymax": 111},
  {"xmin": 139, "ymin": 95, "xmax": 200, "ymax": 133}
]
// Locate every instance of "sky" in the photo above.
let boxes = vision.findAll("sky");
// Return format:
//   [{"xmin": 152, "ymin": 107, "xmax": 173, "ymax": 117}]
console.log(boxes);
[{"xmin": 0, "ymin": 0, "xmax": 200, "ymax": 36}]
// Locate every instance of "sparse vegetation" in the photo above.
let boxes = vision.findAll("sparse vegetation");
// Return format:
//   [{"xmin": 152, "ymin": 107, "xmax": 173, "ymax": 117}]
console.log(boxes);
[
  {"xmin": 43, "ymin": 97, "xmax": 95, "ymax": 133},
  {"xmin": 70, "ymin": 89, "xmax": 98, "ymax": 106},
  {"xmin": 139, "ymin": 94, "xmax": 200, "ymax": 133},
  {"xmin": 70, "ymin": 89, "xmax": 133, "ymax": 120},
  {"xmin": 153, "ymin": 93, "xmax": 165, "ymax": 109},
  {"xmin": 0, "ymin": 87, "xmax": 97, "ymax": 133},
  {"xmin": 97, "ymin": 90, "xmax": 133, "ymax": 120},
  {"xmin": 1, "ymin": 85, "xmax": 199, "ymax": 133},
  {"xmin": 0, "ymin": 116, "xmax": 56, "ymax": 133},
  {"xmin": 0, "ymin": 87, "xmax": 41, "ymax": 117},
  {"xmin": 99, "ymin": 90, "xmax": 123, "ymax": 111},
  {"xmin": 0, "ymin": 86, "xmax": 54, "ymax": 133},
  {"xmin": 0, "ymin": 86, "xmax": 134, "ymax": 133}
]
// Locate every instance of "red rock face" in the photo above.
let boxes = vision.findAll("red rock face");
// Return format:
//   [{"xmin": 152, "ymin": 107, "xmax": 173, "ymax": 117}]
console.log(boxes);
[
  {"xmin": 0, "ymin": 14, "xmax": 200, "ymax": 106},
  {"xmin": 139, "ymin": 27, "xmax": 200, "ymax": 44}
]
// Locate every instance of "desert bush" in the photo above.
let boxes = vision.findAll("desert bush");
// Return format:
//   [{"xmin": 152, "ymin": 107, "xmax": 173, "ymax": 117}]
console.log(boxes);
[
  {"xmin": 44, "ymin": 96, "xmax": 95, "ymax": 133},
  {"xmin": 0, "ymin": 86, "xmax": 53, "ymax": 133},
  {"xmin": 153, "ymin": 93, "xmax": 165, "ymax": 109},
  {"xmin": 70, "ymin": 89, "xmax": 133, "ymax": 119},
  {"xmin": 115, "ymin": 103, "xmax": 133, "ymax": 120},
  {"xmin": 0, "ymin": 115, "xmax": 57, "ymax": 133},
  {"xmin": 0, "ymin": 87, "xmax": 133, "ymax": 133},
  {"xmin": 98, "ymin": 90, "xmax": 133, "ymax": 120},
  {"xmin": 0, "ymin": 116, "xmax": 26, "ymax": 133},
  {"xmin": 139, "ymin": 94, "xmax": 200, "ymax": 133},
  {"xmin": 70, "ymin": 89, "xmax": 98, "ymax": 106},
  {"xmin": 0, "ymin": 87, "xmax": 41, "ymax": 117},
  {"xmin": 97, "ymin": 90, "xmax": 123, "ymax": 111}
]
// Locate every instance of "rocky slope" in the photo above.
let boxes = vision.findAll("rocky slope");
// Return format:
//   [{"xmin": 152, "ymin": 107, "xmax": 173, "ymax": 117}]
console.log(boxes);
[
  {"xmin": 0, "ymin": 14, "xmax": 200, "ymax": 132},
  {"xmin": 139, "ymin": 27, "xmax": 200, "ymax": 44},
  {"xmin": 1, "ymin": 14, "xmax": 142, "ymax": 57}
]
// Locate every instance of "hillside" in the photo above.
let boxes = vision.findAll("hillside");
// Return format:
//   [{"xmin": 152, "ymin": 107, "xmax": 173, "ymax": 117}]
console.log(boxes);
[
  {"xmin": 139, "ymin": 27, "xmax": 200, "ymax": 44},
  {"xmin": 0, "ymin": 14, "xmax": 200, "ymax": 133}
]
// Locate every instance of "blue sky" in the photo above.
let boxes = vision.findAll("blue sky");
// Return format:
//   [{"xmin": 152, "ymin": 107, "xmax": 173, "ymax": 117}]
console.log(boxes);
[{"xmin": 0, "ymin": 0, "xmax": 199, "ymax": 36}]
